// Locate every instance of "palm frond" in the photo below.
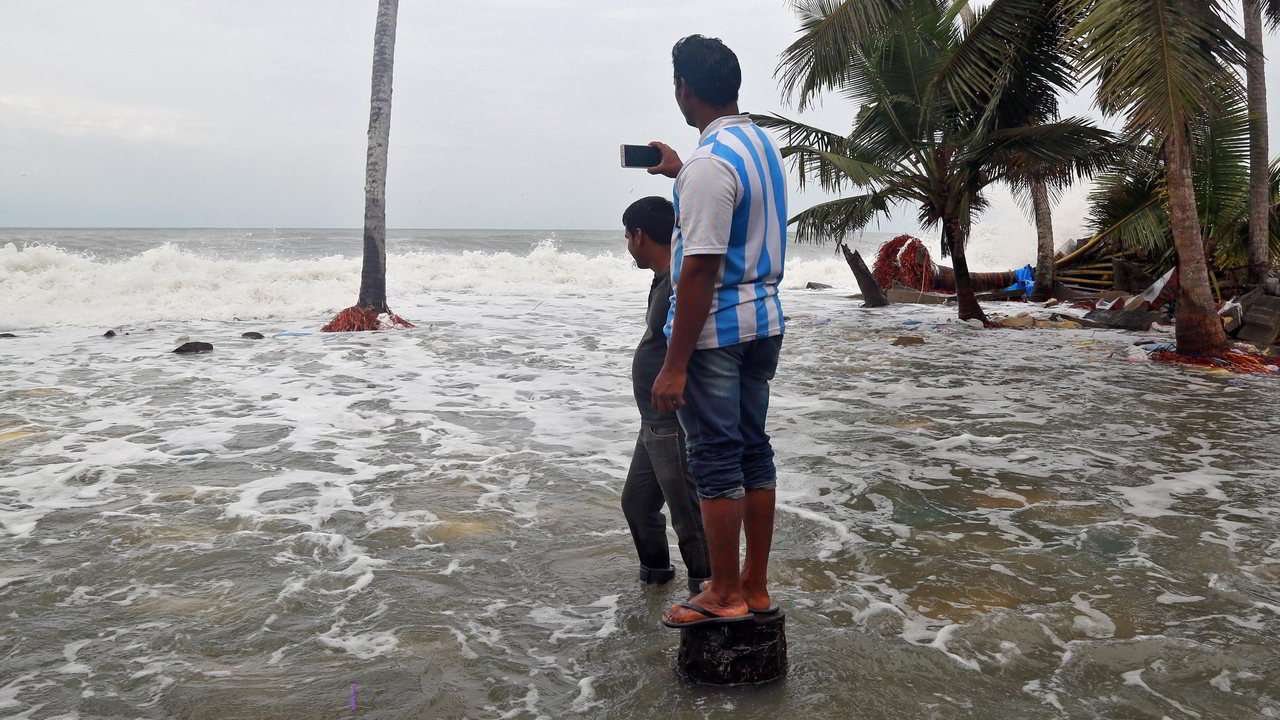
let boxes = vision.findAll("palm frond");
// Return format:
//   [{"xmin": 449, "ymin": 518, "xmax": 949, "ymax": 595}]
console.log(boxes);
[
  {"xmin": 1068, "ymin": 0, "xmax": 1248, "ymax": 139},
  {"xmin": 789, "ymin": 192, "xmax": 895, "ymax": 244},
  {"xmin": 776, "ymin": 0, "xmax": 908, "ymax": 110},
  {"xmin": 966, "ymin": 118, "xmax": 1119, "ymax": 187}
]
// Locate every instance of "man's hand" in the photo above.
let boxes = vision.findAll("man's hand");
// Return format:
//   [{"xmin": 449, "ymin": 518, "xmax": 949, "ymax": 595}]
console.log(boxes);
[
  {"xmin": 651, "ymin": 364, "xmax": 688, "ymax": 413},
  {"xmin": 647, "ymin": 141, "xmax": 683, "ymax": 178}
]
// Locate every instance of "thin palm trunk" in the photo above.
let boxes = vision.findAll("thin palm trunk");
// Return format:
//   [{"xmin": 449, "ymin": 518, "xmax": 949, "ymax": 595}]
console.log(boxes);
[
  {"xmin": 1165, "ymin": 126, "xmax": 1229, "ymax": 355},
  {"xmin": 356, "ymin": 0, "xmax": 398, "ymax": 312},
  {"xmin": 1245, "ymin": 0, "xmax": 1271, "ymax": 285},
  {"xmin": 945, "ymin": 215, "xmax": 987, "ymax": 323},
  {"xmin": 1029, "ymin": 179, "xmax": 1056, "ymax": 302}
]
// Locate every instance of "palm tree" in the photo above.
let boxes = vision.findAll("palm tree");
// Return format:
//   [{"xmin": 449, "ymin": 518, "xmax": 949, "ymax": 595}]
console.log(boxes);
[
  {"xmin": 1067, "ymin": 0, "xmax": 1248, "ymax": 355},
  {"xmin": 1084, "ymin": 93, "xmax": 1280, "ymax": 276},
  {"xmin": 767, "ymin": 0, "xmax": 1114, "ymax": 322},
  {"xmin": 1244, "ymin": 0, "xmax": 1279, "ymax": 284},
  {"xmin": 322, "ymin": 0, "xmax": 412, "ymax": 332}
]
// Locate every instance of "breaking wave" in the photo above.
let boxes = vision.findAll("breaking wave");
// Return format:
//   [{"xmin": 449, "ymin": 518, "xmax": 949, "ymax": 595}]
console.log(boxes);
[{"xmin": 0, "ymin": 240, "xmax": 856, "ymax": 330}]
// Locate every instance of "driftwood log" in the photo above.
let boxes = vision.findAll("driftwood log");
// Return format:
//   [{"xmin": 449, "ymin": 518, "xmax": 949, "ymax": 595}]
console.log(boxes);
[
  {"xmin": 841, "ymin": 244, "xmax": 889, "ymax": 307},
  {"xmin": 675, "ymin": 612, "xmax": 787, "ymax": 686}
]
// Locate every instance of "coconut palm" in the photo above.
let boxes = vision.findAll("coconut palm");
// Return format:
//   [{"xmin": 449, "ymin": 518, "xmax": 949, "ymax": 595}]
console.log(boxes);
[
  {"xmin": 1067, "ymin": 0, "xmax": 1248, "ymax": 355},
  {"xmin": 1244, "ymin": 0, "xmax": 1279, "ymax": 284},
  {"xmin": 1084, "ymin": 91, "xmax": 1280, "ymax": 275},
  {"xmin": 323, "ymin": 0, "xmax": 411, "ymax": 332},
  {"xmin": 767, "ymin": 0, "xmax": 1114, "ymax": 322}
]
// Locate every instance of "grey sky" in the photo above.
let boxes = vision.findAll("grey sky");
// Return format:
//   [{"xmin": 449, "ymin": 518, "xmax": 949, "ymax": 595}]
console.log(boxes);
[{"xmin": 2, "ymin": 1, "xmax": 1279, "ymax": 248}]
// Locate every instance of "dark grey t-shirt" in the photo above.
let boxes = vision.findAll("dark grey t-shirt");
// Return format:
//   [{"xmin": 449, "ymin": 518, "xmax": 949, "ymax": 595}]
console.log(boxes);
[{"xmin": 632, "ymin": 272, "xmax": 676, "ymax": 426}]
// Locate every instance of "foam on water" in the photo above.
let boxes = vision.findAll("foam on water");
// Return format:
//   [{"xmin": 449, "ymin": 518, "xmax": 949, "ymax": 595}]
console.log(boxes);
[
  {"xmin": 2, "ymin": 233, "xmax": 1279, "ymax": 717},
  {"xmin": 0, "ymin": 240, "xmax": 856, "ymax": 330}
]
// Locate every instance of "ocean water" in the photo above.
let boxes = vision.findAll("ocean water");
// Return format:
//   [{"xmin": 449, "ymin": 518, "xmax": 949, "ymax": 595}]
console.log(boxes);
[{"xmin": 1, "ymin": 229, "xmax": 1278, "ymax": 719}]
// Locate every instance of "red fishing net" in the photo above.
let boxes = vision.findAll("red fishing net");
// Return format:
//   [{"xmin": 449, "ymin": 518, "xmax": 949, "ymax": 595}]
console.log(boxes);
[
  {"xmin": 321, "ymin": 306, "xmax": 415, "ymax": 333},
  {"xmin": 1150, "ymin": 349, "xmax": 1279, "ymax": 375},
  {"xmin": 874, "ymin": 235, "xmax": 935, "ymax": 292}
]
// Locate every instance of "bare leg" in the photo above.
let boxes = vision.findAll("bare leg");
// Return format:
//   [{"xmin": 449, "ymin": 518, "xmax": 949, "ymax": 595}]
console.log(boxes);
[
  {"xmin": 663, "ymin": 497, "xmax": 748, "ymax": 623},
  {"xmin": 740, "ymin": 488, "xmax": 775, "ymax": 611}
]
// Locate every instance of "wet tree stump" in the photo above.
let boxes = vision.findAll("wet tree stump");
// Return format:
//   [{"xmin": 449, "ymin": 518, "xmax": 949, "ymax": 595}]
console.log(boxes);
[
  {"xmin": 841, "ymin": 244, "xmax": 889, "ymax": 308},
  {"xmin": 675, "ymin": 612, "xmax": 787, "ymax": 686}
]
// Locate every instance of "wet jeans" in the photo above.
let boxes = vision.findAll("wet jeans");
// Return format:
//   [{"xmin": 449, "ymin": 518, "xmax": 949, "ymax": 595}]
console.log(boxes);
[
  {"xmin": 677, "ymin": 335, "xmax": 783, "ymax": 500},
  {"xmin": 621, "ymin": 422, "xmax": 710, "ymax": 593}
]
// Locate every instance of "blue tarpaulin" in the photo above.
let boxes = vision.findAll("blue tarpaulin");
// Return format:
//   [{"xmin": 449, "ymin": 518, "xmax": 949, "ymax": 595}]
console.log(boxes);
[{"xmin": 1004, "ymin": 265, "xmax": 1036, "ymax": 298}]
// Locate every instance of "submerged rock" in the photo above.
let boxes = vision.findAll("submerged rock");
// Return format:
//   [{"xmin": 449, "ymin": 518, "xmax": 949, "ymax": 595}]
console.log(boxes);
[
  {"xmin": 805, "ymin": 281, "xmax": 833, "ymax": 290},
  {"xmin": 892, "ymin": 336, "xmax": 925, "ymax": 347},
  {"xmin": 173, "ymin": 342, "xmax": 213, "ymax": 354},
  {"xmin": 0, "ymin": 333, "xmax": 16, "ymax": 339},
  {"xmin": 103, "ymin": 330, "xmax": 117, "ymax": 338},
  {"xmin": 241, "ymin": 332, "xmax": 265, "ymax": 340}
]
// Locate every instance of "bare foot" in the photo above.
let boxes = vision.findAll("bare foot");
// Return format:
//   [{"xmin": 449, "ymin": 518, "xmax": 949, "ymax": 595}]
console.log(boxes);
[
  {"xmin": 740, "ymin": 573, "xmax": 772, "ymax": 612},
  {"xmin": 663, "ymin": 589, "xmax": 748, "ymax": 625}
]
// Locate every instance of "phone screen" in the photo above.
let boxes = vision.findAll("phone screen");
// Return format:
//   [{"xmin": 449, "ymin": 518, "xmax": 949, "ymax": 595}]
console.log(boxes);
[{"xmin": 620, "ymin": 144, "xmax": 662, "ymax": 168}]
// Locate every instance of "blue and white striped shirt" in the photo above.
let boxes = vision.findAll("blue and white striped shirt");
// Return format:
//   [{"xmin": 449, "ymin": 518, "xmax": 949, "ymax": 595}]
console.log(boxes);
[{"xmin": 665, "ymin": 114, "xmax": 787, "ymax": 350}]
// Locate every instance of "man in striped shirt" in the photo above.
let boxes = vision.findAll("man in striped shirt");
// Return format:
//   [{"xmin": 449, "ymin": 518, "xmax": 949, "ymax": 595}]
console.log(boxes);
[{"xmin": 647, "ymin": 35, "xmax": 787, "ymax": 628}]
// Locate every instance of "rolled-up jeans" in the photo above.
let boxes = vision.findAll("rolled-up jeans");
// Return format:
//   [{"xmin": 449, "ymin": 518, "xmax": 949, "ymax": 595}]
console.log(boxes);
[
  {"xmin": 621, "ymin": 421, "xmax": 710, "ymax": 593},
  {"xmin": 677, "ymin": 335, "xmax": 783, "ymax": 500}
]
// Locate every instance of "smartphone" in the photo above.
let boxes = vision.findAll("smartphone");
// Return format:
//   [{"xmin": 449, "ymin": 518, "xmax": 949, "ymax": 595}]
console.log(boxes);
[{"xmin": 620, "ymin": 144, "xmax": 662, "ymax": 169}]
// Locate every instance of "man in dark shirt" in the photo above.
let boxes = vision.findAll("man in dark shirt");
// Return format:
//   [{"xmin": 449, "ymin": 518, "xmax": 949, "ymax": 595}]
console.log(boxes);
[{"xmin": 620, "ymin": 196, "xmax": 710, "ymax": 594}]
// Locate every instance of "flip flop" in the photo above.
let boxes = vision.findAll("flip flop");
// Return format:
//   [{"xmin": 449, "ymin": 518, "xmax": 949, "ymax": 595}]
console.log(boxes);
[
  {"xmin": 695, "ymin": 581, "xmax": 780, "ymax": 615},
  {"xmin": 661, "ymin": 602, "xmax": 752, "ymax": 629}
]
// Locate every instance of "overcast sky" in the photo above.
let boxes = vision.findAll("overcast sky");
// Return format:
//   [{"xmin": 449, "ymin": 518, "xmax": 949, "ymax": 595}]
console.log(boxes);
[{"xmin": 2, "ymin": 1, "xmax": 1279, "ymax": 244}]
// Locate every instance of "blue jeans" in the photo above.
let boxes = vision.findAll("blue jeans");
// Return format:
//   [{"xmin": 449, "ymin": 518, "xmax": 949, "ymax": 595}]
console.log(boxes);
[{"xmin": 676, "ymin": 335, "xmax": 783, "ymax": 500}]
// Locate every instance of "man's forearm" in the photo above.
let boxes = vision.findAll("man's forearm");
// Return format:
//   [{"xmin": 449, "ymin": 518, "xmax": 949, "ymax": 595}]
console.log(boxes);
[{"xmin": 663, "ymin": 254, "xmax": 721, "ymax": 372}]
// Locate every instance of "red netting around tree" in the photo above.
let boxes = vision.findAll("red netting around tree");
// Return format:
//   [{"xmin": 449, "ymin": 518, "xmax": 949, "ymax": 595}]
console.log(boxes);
[
  {"xmin": 1150, "ymin": 349, "xmax": 1279, "ymax": 375},
  {"xmin": 873, "ymin": 234, "xmax": 935, "ymax": 292},
  {"xmin": 321, "ymin": 306, "xmax": 415, "ymax": 333}
]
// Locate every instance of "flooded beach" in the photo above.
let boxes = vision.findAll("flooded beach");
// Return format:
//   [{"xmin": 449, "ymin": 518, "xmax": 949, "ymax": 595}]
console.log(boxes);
[{"xmin": 1, "ymin": 231, "xmax": 1278, "ymax": 718}]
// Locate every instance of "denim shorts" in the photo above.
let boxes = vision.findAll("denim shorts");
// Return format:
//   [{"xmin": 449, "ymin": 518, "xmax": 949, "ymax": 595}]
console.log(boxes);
[{"xmin": 676, "ymin": 335, "xmax": 783, "ymax": 500}]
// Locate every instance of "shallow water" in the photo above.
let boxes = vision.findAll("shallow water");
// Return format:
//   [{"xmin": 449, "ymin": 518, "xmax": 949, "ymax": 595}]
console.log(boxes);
[{"xmin": 1, "ymin": 232, "xmax": 1279, "ymax": 719}]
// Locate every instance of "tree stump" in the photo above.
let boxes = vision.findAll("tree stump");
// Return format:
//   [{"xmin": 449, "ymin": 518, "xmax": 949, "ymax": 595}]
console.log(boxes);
[
  {"xmin": 675, "ymin": 612, "xmax": 787, "ymax": 686},
  {"xmin": 841, "ymin": 244, "xmax": 889, "ymax": 307}
]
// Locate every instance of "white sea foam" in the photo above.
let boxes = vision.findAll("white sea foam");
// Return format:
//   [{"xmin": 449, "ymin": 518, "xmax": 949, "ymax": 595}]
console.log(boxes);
[{"xmin": 0, "ymin": 240, "xmax": 857, "ymax": 330}]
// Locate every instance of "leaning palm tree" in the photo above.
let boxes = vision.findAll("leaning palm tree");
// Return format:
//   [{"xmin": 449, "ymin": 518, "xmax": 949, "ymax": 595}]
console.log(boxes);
[
  {"xmin": 767, "ymin": 0, "xmax": 1114, "ymax": 322},
  {"xmin": 1084, "ymin": 90, "xmax": 1280, "ymax": 277},
  {"xmin": 1243, "ymin": 0, "xmax": 1279, "ymax": 284},
  {"xmin": 1067, "ymin": 0, "xmax": 1248, "ymax": 355},
  {"xmin": 323, "ymin": 0, "xmax": 412, "ymax": 332}
]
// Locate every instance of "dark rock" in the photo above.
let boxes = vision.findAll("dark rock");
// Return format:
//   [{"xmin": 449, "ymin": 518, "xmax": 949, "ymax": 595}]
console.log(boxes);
[
  {"xmin": 892, "ymin": 336, "xmax": 926, "ymax": 347},
  {"xmin": 1083, "ymin": 309, "xmax": 1163, "ymax": 332},
  {"xmin": 804, "ymin": 282, "xmax": 833, "ymax": 290},
  {"xmin": 676, "ymin": 612, "xmax": 787, "ymax": 686},
  {"xmin": 173, "ymin": 342, "xmax": 214, "ymax": 354},
  {"xmin": 1237, "ymin": 296, "xmax": 1280, "ymax": 349},
  {"xmin": 103, "ymin": 330, "xmax": 117, "ymax": 338},
  {"xmin": 841, "ymin": 244, "xmax": 889, "ymax": 308},
  {"xmin": 241, "ymin": 332, "xmax": 265, "ymax": 340},
  {"xmin": 0, "ymin": 333, "xmax": 15, "ymax": 338}
]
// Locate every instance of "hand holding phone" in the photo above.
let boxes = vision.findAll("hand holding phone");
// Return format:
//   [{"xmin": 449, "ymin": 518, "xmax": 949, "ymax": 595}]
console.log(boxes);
[
  {"xmin": 620, "ymin": 144, "xmax": 662, "ymax": 168},
  {"xmin": 619, "ymin": 142, "xmax": 683, "ymax": 178}
]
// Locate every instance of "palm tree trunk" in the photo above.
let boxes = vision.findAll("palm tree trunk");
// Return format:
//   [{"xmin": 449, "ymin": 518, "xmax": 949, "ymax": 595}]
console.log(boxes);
[
  {"xmin": 1029, "ymin": 178, "xmax": 1056, "ymax": 302},
  {"xmin": 1165, "ymin": 125, "xmax": 1229, "ymax": 355},
  {"xmin": 356, "ymin": 0, "xmax": 399, "ymax": 312},
  {"xmin": 1245, "ymin": 0, "xmax": 1271, "ymax": 285},
  {"xmin": 945, "ymin": 215, "xmax": 988, "ymax": 323}
]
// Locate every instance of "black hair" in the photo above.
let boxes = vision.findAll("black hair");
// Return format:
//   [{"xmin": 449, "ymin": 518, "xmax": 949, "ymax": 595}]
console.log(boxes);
[
  {"xmin": 672, "ymin": 34, "xmax": 741, "ymax": 107},
  {"xmin": 622, "ymin": 196, "xmax": 674, "ymax": 246}
]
